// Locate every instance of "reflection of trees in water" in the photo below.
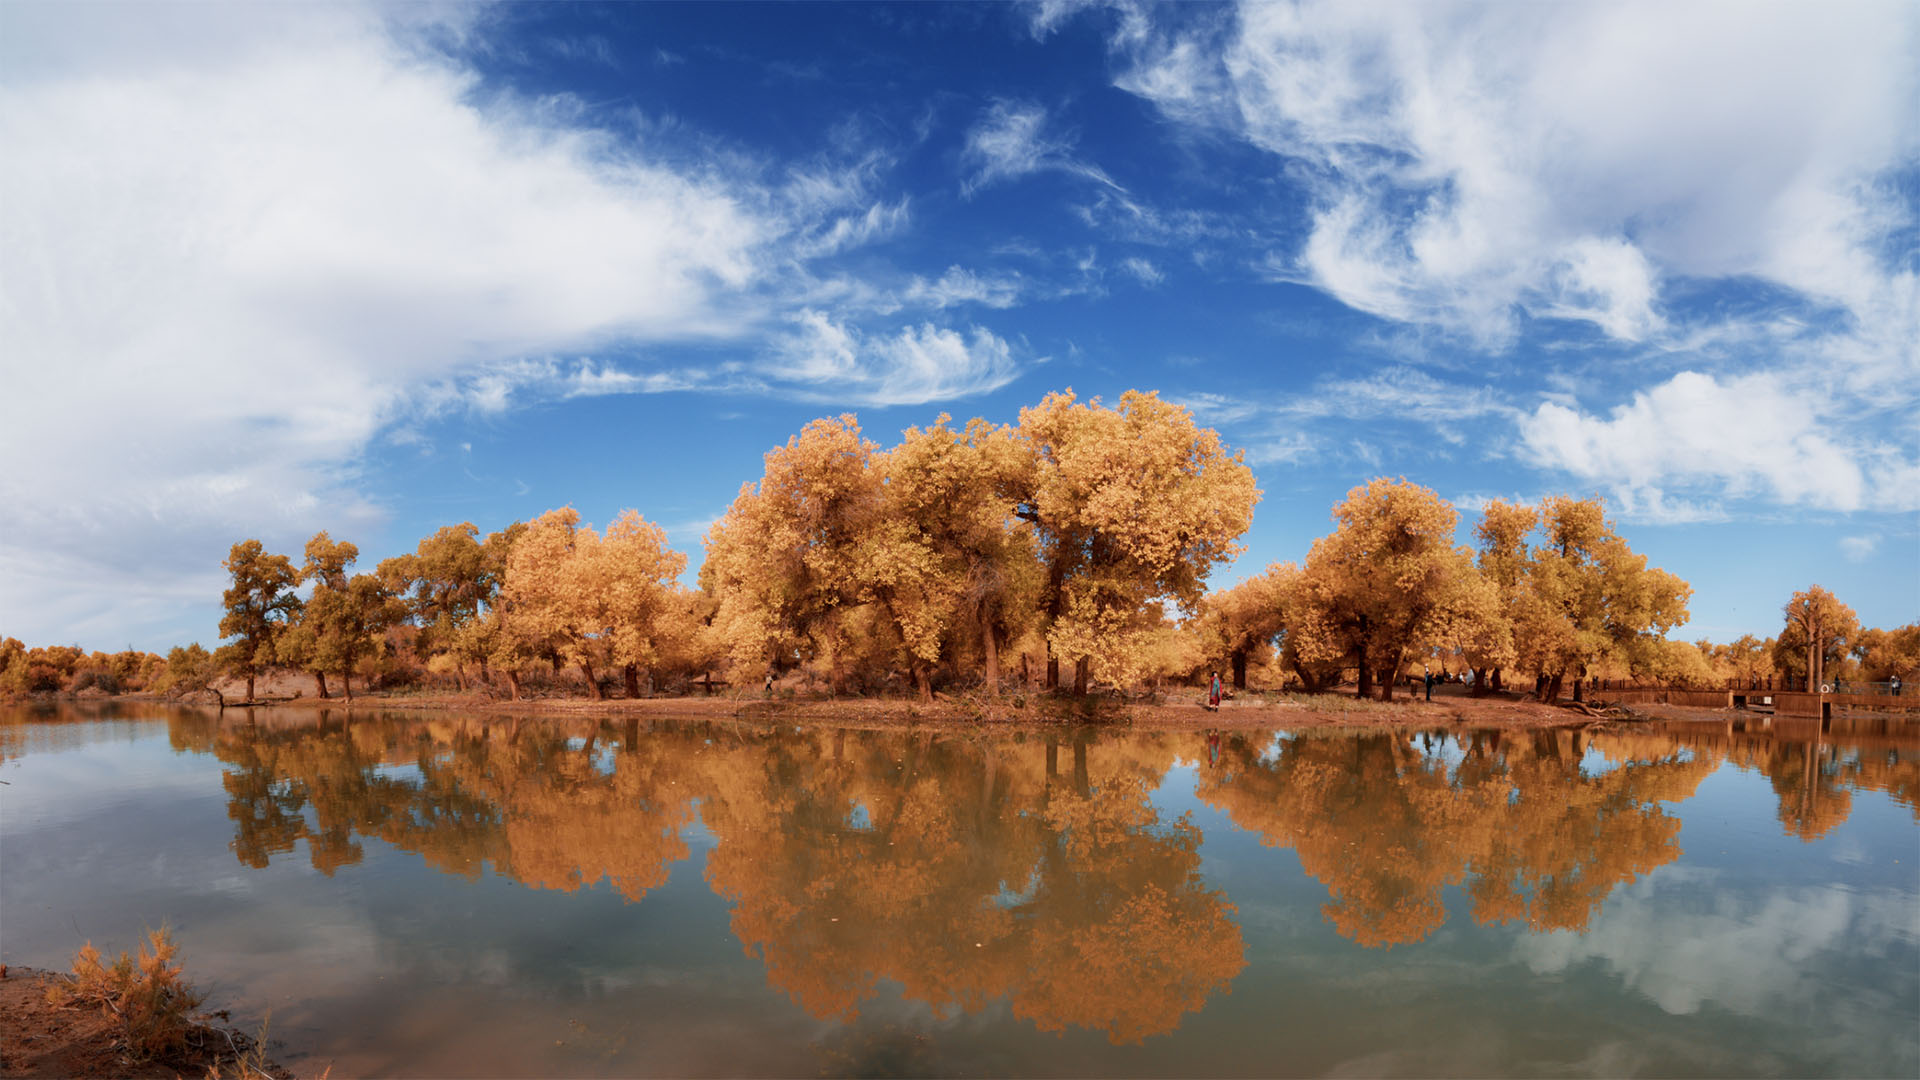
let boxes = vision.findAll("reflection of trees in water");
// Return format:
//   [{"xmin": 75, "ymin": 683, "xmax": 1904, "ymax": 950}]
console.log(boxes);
[
  {"xmin": 194, "ymin": 712, "xmax": 696, "ymax": 898},
  {"xmin": 1196, "ymin": 728, "xmax": 1720, "ymax": 946},
  {"xmin": 191, "ymin": 713, "xmax": 1917, "ymax": 1031},
  {"xmin": 1649, "ymin": 720, "xmax": 1920, "ymax": 841},
  {"xmin": 191, "ymin": 715, "xmax": 1244, "ymax": 1044},
  {"xmin": 696, "ymin": 728, "xmax": 1245, "ymax": 1044}
]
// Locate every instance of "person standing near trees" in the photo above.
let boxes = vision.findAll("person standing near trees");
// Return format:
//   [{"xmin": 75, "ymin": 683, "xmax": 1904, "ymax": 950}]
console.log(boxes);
[
  {"xmin": 1423, "ymin": 665, "xmax": 1433, "ymax": 701},
  {"xmin": 1208, "ymin": 670, "xmax": 1222, "ymax": 711}
]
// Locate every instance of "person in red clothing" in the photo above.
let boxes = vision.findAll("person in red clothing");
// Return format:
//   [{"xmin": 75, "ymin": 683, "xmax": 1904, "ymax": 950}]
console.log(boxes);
[{"xmin": 1208, "ymin": 670, "xmax": 1222, "ymax": 711}]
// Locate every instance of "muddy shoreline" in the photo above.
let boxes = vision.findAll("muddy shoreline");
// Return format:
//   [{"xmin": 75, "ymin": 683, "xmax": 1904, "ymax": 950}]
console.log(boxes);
[
  {"xmin": 42, "ymin": 684, "xmax": 1645, "ymax": 732},
  {"xmin": 0, "ymin": 966, "xmax": 293, "ymax": 1080}
]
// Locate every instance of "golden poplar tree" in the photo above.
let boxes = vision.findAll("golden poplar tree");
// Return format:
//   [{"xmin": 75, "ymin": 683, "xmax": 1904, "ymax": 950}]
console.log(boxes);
[
  {"xmin": 1853, "ymin": 623, "xmax": 1920, "ymax": 683},
  {"xmin": 1514, "ymin": 496, "xmax": 1691, "ymax": 702},
  {"xmin": 1194, "ymin": 574, "xmax": 1286, "ymax": 690},
  {"xmin": 702, "ymin": 416, "xmax": 883, "ymax": 689},
  {"xmin": 215, "ymin": 539, "xmax": 300, "ymax": 701},
  {"xmin": 280, "ymin": 531, "xmax": 390, "ymax": 700},
  {"xmin": 863, "ymin": 416, "xmax": 1040, "ymax": 699},
  {"xmin": 1011, "ymin": 390, "xmax": 1259, "ymax": 694},
  {"xmin": 1777, "ymin": 586, "xmax": 1859, "ymax": 691},
  {"xmin": 499, "ymin": 507, "xmax": 606, "ymax": 696},
  {"xmin": 1285, "ymin": 478, "xmax": 1483, "ymax": 700},
  {"xmin": 590, "ymin": 509, "xmax": 689, "ymax": 697},
  {"xmin": 378, "ymin": 521, "xmax": 523, "ymax": 689}
]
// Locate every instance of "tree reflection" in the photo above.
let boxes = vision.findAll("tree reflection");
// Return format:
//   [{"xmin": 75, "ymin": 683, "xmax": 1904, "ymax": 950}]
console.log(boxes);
[
  {"xmin": 1647, "ymin": 718, "xmax": 1920, "ymax": 840},
  {"xmin": 192, "ymin": 715, "xmax": 1245, "ymax": 1044},
  {"xmin": 695, "ymin": 728, "xmax": 1245, "ymax": 1043},
  {"xmin": 190, "ymin": 712, "xmax": 1915, "ymax": 1037},
  {"xmin": 1196, "ymin": 728, "xmax": 1720, "ymax": 946},
  {"xmin": 199, "ymin": 712, "xmax": 696, "ymax": 899}
]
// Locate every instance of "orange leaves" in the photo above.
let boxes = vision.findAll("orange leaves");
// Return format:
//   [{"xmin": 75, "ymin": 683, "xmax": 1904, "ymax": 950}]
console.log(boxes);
[
  {"xmin": 1284, "ymin": 478, "xmax": 1483, "ymax": 695},
  {"xmin": 498, "ymin": 506, "xmax": 691, "ymax": 684},
  {"xmin": 1015, "ymin": 390, "xmax": 1259, "ymax": 685}
]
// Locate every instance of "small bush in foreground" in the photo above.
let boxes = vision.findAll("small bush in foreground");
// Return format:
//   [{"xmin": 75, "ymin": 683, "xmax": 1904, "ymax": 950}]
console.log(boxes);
[{"xmin": 46, "ymin": 927, "xmax": 205, "ymax": 1061}]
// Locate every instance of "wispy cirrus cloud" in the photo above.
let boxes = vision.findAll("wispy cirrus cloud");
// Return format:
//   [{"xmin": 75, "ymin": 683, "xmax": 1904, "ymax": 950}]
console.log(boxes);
[
  {"xmin": 772, "ymin": 311, "xmax": 1020, "ymax": 407},
  {"xmin": 961, "ymin": 99, "xmax": 1122, "ymax": 196}
]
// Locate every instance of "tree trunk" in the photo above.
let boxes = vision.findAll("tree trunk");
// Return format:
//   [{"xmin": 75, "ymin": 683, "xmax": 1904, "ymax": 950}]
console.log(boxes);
[
  {"xmin": 312, "ymin": 670, "xmax": 329, "ymax": 699},
  {"xmin": 507, "ymin": 669, "xmax": 523, "ymax": 701},
  {"xmin": 1471, "ymin": 667, "xmax": 1488, "ymax": 697},
  {"xmin": 1572, "ymin": 666, "xmax": 1585, "ymax": 703},
  {"xmin": 1379, "ymin": 666, "xmax": 1394, "ymax": 701},
  {"xmin": 1231, "ymin": 649, "xmax": 1248, "ymax": 691},
  {"xmin": 342, "ymin": 665, "xmax": 353, "ymax": 701},
  {"xmin": 581, "ymin": 661, "xmax": 602, "ymax": 700},
  {"xmin": 1356, "ymin": 648, "xmax": 1373, "ymax": 701},
  {"xmin": 913, "ymin": 663, "xmax": 933, "ymax": 703},
  {"xmin": 624, "ymin": 664, "xmax": 642, "ymax": 699},
  {"xmin": 980, "ymin": 609, "xmax": 1000, "ymax": 694},
  {"xmin": 1073, "ymin": 656, "xmax": 1089, "ymax": 696},
  {"xmin": 1545, "ymin": 672, "xmax": 1564, "ymax": 703},
  {"xmin": 1491, "ymin": 667, "xmax": 1504, "ymax": 691},
  {"xmin": 1041, "ymin": 548, "xmax": 1067, "ymax": 690},
  {"xmin": 245, "ymin": 673, "xmax": 256, "ymax": 702}
]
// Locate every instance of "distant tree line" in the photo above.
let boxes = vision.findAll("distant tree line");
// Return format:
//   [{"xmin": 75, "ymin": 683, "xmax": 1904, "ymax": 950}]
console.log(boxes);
[{"xmin": 4, "ymin": 389, "xmax": 1916, "ymax": 702}]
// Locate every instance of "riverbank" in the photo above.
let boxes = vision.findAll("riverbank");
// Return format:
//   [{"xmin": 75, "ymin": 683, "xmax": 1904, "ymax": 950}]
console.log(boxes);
[
  {"xmin": 0, "ymin": 966, "xmax": 291, "ymax": 1080},
  {"xmin": 126, "ymin": 683, "xmax": 1613, "ymax": 731}
]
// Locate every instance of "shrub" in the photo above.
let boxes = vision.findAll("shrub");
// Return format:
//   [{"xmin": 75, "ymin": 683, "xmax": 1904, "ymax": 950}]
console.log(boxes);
[
  {"xmin": 46, "ymin": 927, "xmax": 205, "ymax": 1062},
  {"xmin": 68, "ymin": 669, "xmax": 124, "ymax": 694}
]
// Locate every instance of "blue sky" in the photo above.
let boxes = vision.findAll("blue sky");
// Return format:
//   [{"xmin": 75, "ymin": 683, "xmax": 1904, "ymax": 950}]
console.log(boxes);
[{"xmin": 2, "ymin": 0, "xmax": 1915, "ymax": 653}]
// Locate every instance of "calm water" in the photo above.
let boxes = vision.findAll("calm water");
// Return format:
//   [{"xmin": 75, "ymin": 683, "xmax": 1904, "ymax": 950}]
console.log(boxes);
[{"xmin": 2, "ymin": 704, "xmax": 1916, "ymax": 1078}]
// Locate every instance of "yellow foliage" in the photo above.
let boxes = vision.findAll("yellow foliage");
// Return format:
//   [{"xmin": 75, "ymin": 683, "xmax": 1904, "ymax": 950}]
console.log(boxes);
[
  {"xmin": 48, "ymin": 928, "xmax": 205, "ymax": 1062},
  {"xmin": 1285, "ymin": 478, "xmax": 1485, "ymax": 699},
  {"xmin": 1013, "ymin": 389, "xmax": 1259, "ymax": 691}
]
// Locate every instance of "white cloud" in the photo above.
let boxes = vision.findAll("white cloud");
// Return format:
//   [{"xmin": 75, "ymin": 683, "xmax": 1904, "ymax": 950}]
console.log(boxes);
[
  {"xmin": 773, "ymin": 311, "xmax": 1019, "ymax": 407},
  {"xmin": 1169, "ymin": 392, "xmax": 1263, "ymax": 426},
  {"xmin": 1113, "ymin": 1, "xmax": 1920, "ymax": 358},
  {"xmin": 1244, "ymin": 433, "xmax": 1317, "ymax": 467},
  {"xmin": 901, "ymin": 267, "xmax": 1026, "ymax": 310},
  {"xmin": 961, "ymin": 99, "xmax": 1121, "ymax": 196},
  {"xmin": 0, "ymin": 2, "xmax": 1018, "ymax": 648},
  {"xmin": 1027, "ymin": 0, "xmax": 1150, "ymax": 46},
  {"xmin": 1119, "ymin": 256, "xmax": 1165, "ymax": 286},
  {"xmin": 1177, "ymin": 368, "xmax": 1514, "ymax": 460},
  {"xmin": 1280, "ymin": 366, "xmax": 1513, "ymax": 430},
  {"xmin": 1518, "ymin": 875, "xmax": 1918, "ymax": 1020},
  {"xmin": 1517, "ymin": 371, "xmax": 1901, "ymax": 513},
  {"xmin": 1839, "ymin": 534, "xmax": 1881, "ymax": 562}
]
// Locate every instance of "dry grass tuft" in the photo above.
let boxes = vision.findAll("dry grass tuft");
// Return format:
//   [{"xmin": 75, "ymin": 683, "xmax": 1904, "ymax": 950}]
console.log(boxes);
[{"xmin": 46, "ymin": 927, "xmax": 205, "ymax": 1062}]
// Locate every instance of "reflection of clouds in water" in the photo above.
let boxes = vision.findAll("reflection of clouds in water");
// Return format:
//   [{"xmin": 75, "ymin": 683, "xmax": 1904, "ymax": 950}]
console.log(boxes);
[{"xmin": 1517, "ymin": 869, "xmax": 1919, "ymax": 1017}]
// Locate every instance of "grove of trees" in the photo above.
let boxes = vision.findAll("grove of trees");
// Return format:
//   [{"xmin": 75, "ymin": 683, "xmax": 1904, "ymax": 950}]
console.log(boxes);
[{"xmin": 5, "ymin": 388, "xmax": 1917, "ymax": 704}]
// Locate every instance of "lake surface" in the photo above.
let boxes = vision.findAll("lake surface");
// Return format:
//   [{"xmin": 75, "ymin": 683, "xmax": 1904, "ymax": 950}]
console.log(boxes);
[{"xmin": 2, "ymin": 703, "xmax": 1916, "ymax": 1077}]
